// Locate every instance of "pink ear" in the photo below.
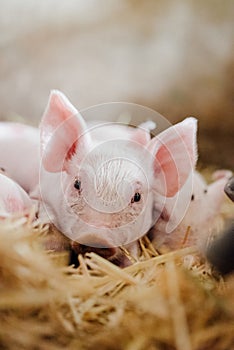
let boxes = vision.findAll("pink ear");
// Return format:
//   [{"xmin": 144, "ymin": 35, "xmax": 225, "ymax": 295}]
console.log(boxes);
[
  {"xmin": 40, "ymin": 90, "xmax": 88, "ymax": 172},
  {"xmin": 130, "ymin": 121, "xmax": 155, "ymax": 145},
  {"xmin": 130, "ymin": 128, "xmax": 151, "ymax": 145},
  {"xmin": 148, "ymin": 117, "xmax": 197, "ymax": 197}
]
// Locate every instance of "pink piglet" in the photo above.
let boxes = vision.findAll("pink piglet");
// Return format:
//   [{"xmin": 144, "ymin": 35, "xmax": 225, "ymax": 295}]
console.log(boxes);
[{"xmin": 151, "ymin": 169, "xmax": 232, "ymax": 251}]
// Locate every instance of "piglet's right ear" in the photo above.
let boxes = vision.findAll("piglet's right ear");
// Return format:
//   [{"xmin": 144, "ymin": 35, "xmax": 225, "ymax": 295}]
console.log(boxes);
[
  {"xmin": 148, "ymin": 117, "xmax": 197, "ymax": 197},
  {"xmin": 40, "ymin": 90, "xmax": 89, "ymax": 172}
]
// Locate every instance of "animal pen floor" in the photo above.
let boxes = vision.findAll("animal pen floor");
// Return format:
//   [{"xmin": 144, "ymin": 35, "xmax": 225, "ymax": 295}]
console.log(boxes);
[{"xmin": 0, "ymin": 195, "xmax": 233, "ymax": 350}]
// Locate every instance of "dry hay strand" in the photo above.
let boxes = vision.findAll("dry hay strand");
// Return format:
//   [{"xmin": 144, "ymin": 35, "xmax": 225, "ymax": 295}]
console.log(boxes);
[{"xmin": 0, "ymin": 214, "xmax": 234, "ymax": 350}]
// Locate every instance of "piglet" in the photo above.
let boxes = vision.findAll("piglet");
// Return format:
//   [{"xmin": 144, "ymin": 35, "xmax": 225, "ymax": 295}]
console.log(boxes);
[
  {"xmin": 0, "ymin": 173, "xmax": 32, "ymax": 218},
  {"xmin": 37, "ymin": 91, "xmax": 197, "ymax": 260},
  {"xmin": 0, "ymin": 91, "xmax": 197, "ymax": 265},
  {"xmin": 0, "ymin": 122, "xmax": 39, "ymax": 194},
  {"xmin": 151, "ymin": 169, "xmax": 232, "ymax": 250}
]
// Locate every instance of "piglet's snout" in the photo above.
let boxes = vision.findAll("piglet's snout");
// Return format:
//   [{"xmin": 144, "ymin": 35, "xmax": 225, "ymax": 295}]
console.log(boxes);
[
  {"xmin": 75, "ymin": 234, "xmax": 114, "ymax": 248},
  {"xmin": 86, "ymin": 215, "xmax": 114, "ymax": 229},
  {"xmin": 80, "ymin": 208, "xmax": 129, "ymax": 229}
]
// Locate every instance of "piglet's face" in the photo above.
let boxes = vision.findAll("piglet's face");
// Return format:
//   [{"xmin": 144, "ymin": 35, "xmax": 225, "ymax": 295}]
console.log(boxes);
[
  {"xmin": 64, "ymin": 140, "xmax": 154, "ymax": 247},
  {"xmin": 40, "ymin": 90, "xmax": 197, "ymax": 248},
  {"xmin": 185, "ymin": 173, "xmax": 221, "ymax": 225},
  {"xmin": 175, "ymin": 170, "xmax": 232, "ymax": 229}
]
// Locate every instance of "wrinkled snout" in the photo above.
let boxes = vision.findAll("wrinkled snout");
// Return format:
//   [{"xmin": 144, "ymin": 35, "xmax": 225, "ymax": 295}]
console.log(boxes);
[{"xmin": 224, "ymin": 176, "xmax": 234, "ymax": 202}]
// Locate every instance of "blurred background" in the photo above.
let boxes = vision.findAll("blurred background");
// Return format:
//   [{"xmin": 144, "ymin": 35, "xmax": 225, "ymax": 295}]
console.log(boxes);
[{"xmin": 0, "ymin": 0, "xmax": 233, "ymax": 168}]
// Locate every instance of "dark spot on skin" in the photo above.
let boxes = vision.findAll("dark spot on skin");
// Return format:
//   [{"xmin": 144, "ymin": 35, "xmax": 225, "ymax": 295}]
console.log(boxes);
[
  {"xmin": 0, "ymin": 167, "xmax": 5, "ymax": 172},
  {"xmin": 191, "ymin": 194, "xmax": 195, "ymax": 201},
  {"xmin": 204, "ymin": 189, "xmax": 208, "ymax": 194}
]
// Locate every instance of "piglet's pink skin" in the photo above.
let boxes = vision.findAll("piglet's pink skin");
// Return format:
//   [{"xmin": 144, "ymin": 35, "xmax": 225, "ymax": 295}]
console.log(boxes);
[
  {"xmin": 0, "ymin": 123, "xmax": 39, "ymax": 194},
  {"xmin": 37, "ymin": 91, "xmax": 197, "ymax": 252},
  {"xmin": 0, "ymin": 173, "xmax": 32, "ymax": 218},
  {"xmin": 0, "ymin": 91, "xmax": 197, "ymax": 264},
  {"xmin": 151, "ymin": 170, "xmax": 232, "ymax": 251}
]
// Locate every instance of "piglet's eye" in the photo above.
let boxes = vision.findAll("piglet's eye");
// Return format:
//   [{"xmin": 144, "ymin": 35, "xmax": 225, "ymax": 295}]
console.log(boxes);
[
  {"xmin": 74, "ymin": 180, "xmax": 81, "ymax": 190},
  {"xmin": 131, "ymin": 192, "xmax": 141, "ymax": 203}
]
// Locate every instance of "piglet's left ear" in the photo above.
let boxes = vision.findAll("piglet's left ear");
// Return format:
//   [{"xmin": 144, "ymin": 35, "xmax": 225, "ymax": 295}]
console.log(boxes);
[
  {"xmin": 148, "ymin": 117, "xmax": 197, "ymax": 197},
  {"xmin": 130, "ymin": 128, "xmax": 151, "ymax": 145},
  {"xmin": 129, "ymin": 121, "xmax": 156, "ymax": 145},
  {"xmin": 40, "ymin": 90, "xmax": 89, "ymax": 173}
]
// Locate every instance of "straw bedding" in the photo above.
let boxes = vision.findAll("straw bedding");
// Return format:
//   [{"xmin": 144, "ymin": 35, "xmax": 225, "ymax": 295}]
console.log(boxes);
[{"xmin": 0, "ymin": 202, "xmax": 233, "ymax": 350}]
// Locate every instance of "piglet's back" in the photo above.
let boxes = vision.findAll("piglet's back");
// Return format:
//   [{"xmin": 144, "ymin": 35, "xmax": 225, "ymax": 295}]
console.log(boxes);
[{"xmin": 0, "ymin": 122, "xmax": 39, "ymax": 194}]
